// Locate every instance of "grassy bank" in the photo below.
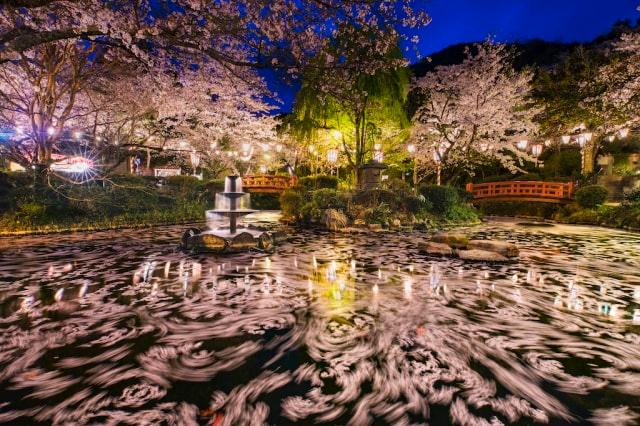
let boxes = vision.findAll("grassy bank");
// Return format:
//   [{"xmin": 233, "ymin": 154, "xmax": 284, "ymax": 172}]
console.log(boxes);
[
  {"xmin": 280, "ymin": 177, "xmax": 480, "ymax": 231},
  {"xmin": 0, "ymin": 173, "xmax": 214, "ymax": 235},
  {"xmin": 477, "ymin": 186, "xmax": 640, "ymax": 231}
]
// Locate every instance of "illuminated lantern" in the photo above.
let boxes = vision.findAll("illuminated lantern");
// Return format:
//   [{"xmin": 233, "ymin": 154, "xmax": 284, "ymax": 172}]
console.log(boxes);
[
  {"xmin": 561, "ymin": 135, "xmax": 570, "ymax": 144},
  {"xmin": 407, "ymin": 144, "xmax": 416, "ymax": 154},
  {"xmin": 327, "ymin": 149, "xmax": 338, "ymax": 163},
  {"xmin": 516, "ymin": 140, "xmax": 528, "ymax": 151},
  {"xmin": 531, "ymin": 144, "xmax": 543, "ymax": 157}
]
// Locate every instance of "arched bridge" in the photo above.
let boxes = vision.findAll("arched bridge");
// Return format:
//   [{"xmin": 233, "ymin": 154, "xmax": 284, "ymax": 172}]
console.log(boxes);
[
  {"xmin": 242, "ymin": 175, "xmax": 298, "ymax": 193},
  {"xmin": 465, "ymin": 181, "xmax": 574, "ymax": 203}
]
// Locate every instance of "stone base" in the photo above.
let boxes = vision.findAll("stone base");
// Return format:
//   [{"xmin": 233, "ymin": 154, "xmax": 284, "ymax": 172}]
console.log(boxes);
[{"xmin": 180, "ymin": 228, "xmax": 283, "ymax": 253}]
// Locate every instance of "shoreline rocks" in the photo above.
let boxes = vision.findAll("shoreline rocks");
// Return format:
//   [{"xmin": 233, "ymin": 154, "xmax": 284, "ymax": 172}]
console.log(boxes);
[{"xmin": 419, "ymin": 232, "xmax": 518, "ymax": 263}]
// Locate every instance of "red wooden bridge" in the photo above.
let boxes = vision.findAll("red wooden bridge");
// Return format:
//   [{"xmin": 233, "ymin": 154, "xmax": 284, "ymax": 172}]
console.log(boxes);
[
  {"xmin": 242, "ymin": 175, "xmax": 298, "ymax": 193},
  {"xmin": 465, "ymin": 181, "xmax": 574, "ymax": 203}
]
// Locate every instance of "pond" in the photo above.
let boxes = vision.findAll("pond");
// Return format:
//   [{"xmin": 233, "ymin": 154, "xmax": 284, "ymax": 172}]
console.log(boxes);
[{"xmin": 0, "ymin": 219, "xmax": 639, "ymax": 425}]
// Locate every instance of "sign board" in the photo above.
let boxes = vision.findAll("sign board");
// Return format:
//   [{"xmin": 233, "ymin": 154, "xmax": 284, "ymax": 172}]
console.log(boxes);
[{"xmin": 154, "ymin": 168, "xmax": 181, "ymax": 177}]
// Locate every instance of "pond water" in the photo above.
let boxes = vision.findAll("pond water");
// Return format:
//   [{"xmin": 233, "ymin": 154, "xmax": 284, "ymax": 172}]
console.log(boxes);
[{"xmin": 1, "ymin": 219, "xmax": 639, "ymax": 425}]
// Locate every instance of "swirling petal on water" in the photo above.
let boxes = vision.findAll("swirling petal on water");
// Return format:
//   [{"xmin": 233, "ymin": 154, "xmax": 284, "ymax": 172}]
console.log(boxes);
[{"xmin": 0, "ymin": 220, "xmax": 639, "ymax": 424}]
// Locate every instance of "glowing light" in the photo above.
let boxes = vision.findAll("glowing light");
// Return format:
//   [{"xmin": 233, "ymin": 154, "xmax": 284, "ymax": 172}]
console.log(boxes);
[
  {"xmin": 407, "ymin": 144, "xmax": 416, "ymax": 154},
  {"xmin": 47, "ymin": 126, "xmax": 55, "ymax": 136},
  {"xmin": 275, "ymin": 144, "xmax": 283, "ymax": 152},
  {"xmin": 531, "ymin": 144, "xmax": 543, "ymax": 157},
  {"xmin": 73, "ymin": 131, "xmax": 82, "ymax": 140},
  {"xmin": 327, "ymin": 149, "xmax": 338, "ymax": 163},
  {"xmin": 561, "ymin": 135, "xmax": 570, "ymax": 144},
  {"xmin": 618, "ymin": 128, "xmax": 629, "ymax": 138},
  {"xmin": 373, "ymin": 150, "xmax": 384, "ymax": 162},
  {"xmin": 259, "ymin": 165, "xmax": 268, "ymax": 173},
  {"xmin": 331, "ymin": 130, "xmax": 342, "ymax": 140},
  {"xmin": 516, "ymin": 140, "xmax": 528, "ymax": 151},
  {"xmin": 51, "ymin": 156, "xmax": 94, "ymax": 174}
]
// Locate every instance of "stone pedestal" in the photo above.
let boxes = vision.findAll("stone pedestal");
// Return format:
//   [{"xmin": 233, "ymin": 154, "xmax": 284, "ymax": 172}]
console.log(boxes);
[{"xmin": 357, "ymin": 161, "xmax": 387, "ymax": 190}]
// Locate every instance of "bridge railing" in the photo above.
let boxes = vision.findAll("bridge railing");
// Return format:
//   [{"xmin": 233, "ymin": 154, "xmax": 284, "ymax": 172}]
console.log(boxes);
[
  {"xmin": 242, "ymin": 175, "xmax": 298, "ymax": 192},
  {"xmin": 465, "ymin": 181, "xmax": 574, "ymax": 202}
]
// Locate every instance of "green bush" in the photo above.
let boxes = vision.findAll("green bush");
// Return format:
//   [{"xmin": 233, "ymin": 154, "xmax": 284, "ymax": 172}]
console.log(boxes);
[
  {"xmin": 364, "ymin": 203, "xmax": 391, "ymax": 225},
  {"xmin": 419, "ymin": 185, "xmax": 460, "ymax": 215},
  {"xmin": 18, "ymin": 202, "xmax": 47, "ymax": 218},
  {"xmin": 297, "ymin": 175, "xmax": 338, "ymax": 190},
  {"xmin": 311, "ymin": 189, "xmax": 347, "ymax": 211},
  {"xmin": 280, "ymin": 189, "xmax": 303, "ymax": 218},
  {"xmin": 575, "ymin": 185, "xmax": 608, "ymax": 209},
  {"xmin": 623, "ymin": 187, "xmax": 640, "ymax": 205},
  {"xmin": 250, "ymin": 193, "xmax": 280, "ymax": 210},
  {"xmin": 443, "ymin": 204, "xmax": 479, "ymax": 223}
]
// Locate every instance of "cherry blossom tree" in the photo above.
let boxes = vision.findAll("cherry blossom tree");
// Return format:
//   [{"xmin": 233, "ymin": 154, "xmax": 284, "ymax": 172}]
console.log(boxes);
[
  {"xmin": 0, "ymin": 1, "xmax": 429, "ymax": 74},
  {"xmin": 410, "ymin": 42, "xmax": 537, "ymax": 184},
  {"xmin": 592, "ymin": 32, "xmax": 640, "ymax": 131}
]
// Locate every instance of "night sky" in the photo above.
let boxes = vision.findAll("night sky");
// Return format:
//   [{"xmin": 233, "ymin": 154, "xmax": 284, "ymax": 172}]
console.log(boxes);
[{"xmin": 270, "ymin": 0, "xmax": 639, "ymax": 113}]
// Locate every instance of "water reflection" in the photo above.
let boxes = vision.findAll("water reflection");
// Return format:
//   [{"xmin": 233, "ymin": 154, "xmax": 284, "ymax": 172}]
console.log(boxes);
[{"xmin": 0, "ymin": 222, "xmax": 639, "ymax": 424}]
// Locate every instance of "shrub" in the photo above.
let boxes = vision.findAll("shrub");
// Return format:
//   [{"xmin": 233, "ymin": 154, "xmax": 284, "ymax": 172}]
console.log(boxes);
[
  {"xmin": 623, "ymin": 187, "xmax": 640, "ymax": 205},
  {"xmin": 575, "ymin": 185, "xmax": 608, "ymax": 209},
  {"xmin": 297, "ymin": 175, "xmax": 338, "ymax": 190},
  {"xmin": 280, "ymin": 189, "xmax": 303, "ymax": 218},
  {"xmin": 364, "ymin": 203, "xmax": 391, "ymax": 224},
  {"xmin": 419, "ymin": 185, "xmax": 460, "ymax": 215},
  {"xmin": 311, "ymin": 189, "xmax": 347, "ymax": 211},
  {"xmin": 443, "ymin": 204, "xmax": 479, "ymax": 223},
  {"xmin": 250, "ymin": 193, "xmax": 280, "ymax": 210},
  {"xmin": 18, "ymin": 202, "xmax": 47, "ymax": 219}
]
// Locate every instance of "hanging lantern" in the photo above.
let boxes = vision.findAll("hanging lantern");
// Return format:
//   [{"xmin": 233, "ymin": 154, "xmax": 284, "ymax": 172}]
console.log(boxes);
[
  {"xmin": 561, "ymin": 135, "xmax": 571, "ymax": 144},
  {"xmin": 531, "ymin": 144, "xmax": 543, "ymax": 157},
  {"xmin": 576, "ymin": 135, "xmax": 587, "ymax": 148},
  {"xmin": 190, "ymin": 151, "xmax": 200, "ymax": 168},
  {"xmin": 544, "ymin": 139, "xmax": 552, "ymax": 147},
  {"xmin": 583, "ymin": 132, "xmax": 593, "ymax": 142},
  {"xmin": 432, "ymin": 151, "xmax": 441, "ymax": 163},
  {"xmin": 618, "ymin": 128, "xmax": 629, "ymax": 138},
  {"xmin": 516, "ymin": 140, "xmax": 528, "ymax": 151},
  {"xmin": 407, "ymin": 144, "xmax": 416, "ymax": 154},
  {"xmin": 327, "ymin": 149, "xmax": 338, "ymax": 163},
  {"xmin": 373, "ymin": 150, "xmax": 384, "ymax": 163}
]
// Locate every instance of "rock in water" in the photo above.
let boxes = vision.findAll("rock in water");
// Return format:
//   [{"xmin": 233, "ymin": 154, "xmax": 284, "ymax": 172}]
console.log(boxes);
[
  {"xmin": 258, "ymin": 233, "xmax": 274, "ymax": 250},
  {"xmin": 229, "ymin": 232, "xmax": 257, "ymax": 251},
  {"xmin": 419, "ymin": 242, "xmax": 453, "ymax": 256},
  {"xmin": 181, "ymin": 228, "xmax": 201, "ymax": 250},
  {"xmin": 458, "ymin": 249, "xmax": 510, "ymax": 263},
  {"xmin": 431, "ymin": 232, "xmax": 469, "ymax": 248},
  {"xmin": 199, "ymin": 234, "xmax": 228, "ymax": 252},
  {"xmin": 323, "ymin": 209, "xmax": 348, "ymax": 232},
  {"xmin": 468, "ymin": 240, "xmax": 519, "ymax": 258}
]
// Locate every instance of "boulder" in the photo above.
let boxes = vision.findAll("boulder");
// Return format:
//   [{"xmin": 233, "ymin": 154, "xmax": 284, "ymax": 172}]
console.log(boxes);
[
  {"xmin": 431, "ymin": 232, "xmax": 469, "ymax": 248},
  {"xmin": 419, "ymin": 241, "xmax": 453, "ymax": 256},
  {"xmin": 258, "ymin": 233, "xmax": 274, "ymax": 251},
  {"xmin": 468, "ymin": 239, "xmax": 519, "ymax": 258},
  {"xmin": 324, "ymin": 209, "xmax": 348, "ymax": 232},
  {"xmin": 198, "ymin": 234, "xmax": 228, "ymax": 252},
  {"xmin": 458, "ymin": 249, "xmax": 510, "ymax": 263},
  {"xmin": 229, "ymin": 232, "xmax": 257, "ymax": 251}
]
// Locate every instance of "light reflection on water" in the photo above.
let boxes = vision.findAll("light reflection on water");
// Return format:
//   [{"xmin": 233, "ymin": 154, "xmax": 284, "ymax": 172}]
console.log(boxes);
[{"xmin": 0, "ymin": 221, "xmax": 639, "ymax": 425}]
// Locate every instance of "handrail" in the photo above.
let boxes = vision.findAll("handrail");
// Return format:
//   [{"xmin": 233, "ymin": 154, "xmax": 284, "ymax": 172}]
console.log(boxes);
[
  {"xmin": 242, "ymin": 175, "xmax": 298, "ymax": 192},
  {"xmin": 465, "ymin": 181, "xmax": 574, "ymax": 202}
]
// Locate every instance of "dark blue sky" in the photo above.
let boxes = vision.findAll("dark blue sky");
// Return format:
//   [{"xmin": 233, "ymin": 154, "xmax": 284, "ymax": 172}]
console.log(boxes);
[{"xmin": 270, "ymin": 0, "xmax": 639, "ymax": 113}]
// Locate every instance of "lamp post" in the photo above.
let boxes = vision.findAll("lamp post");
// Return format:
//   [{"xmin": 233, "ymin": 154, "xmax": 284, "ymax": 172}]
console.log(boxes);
[{"xmin": 531, "ymin": 144, "xmax": 543, "ymax": 169}]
